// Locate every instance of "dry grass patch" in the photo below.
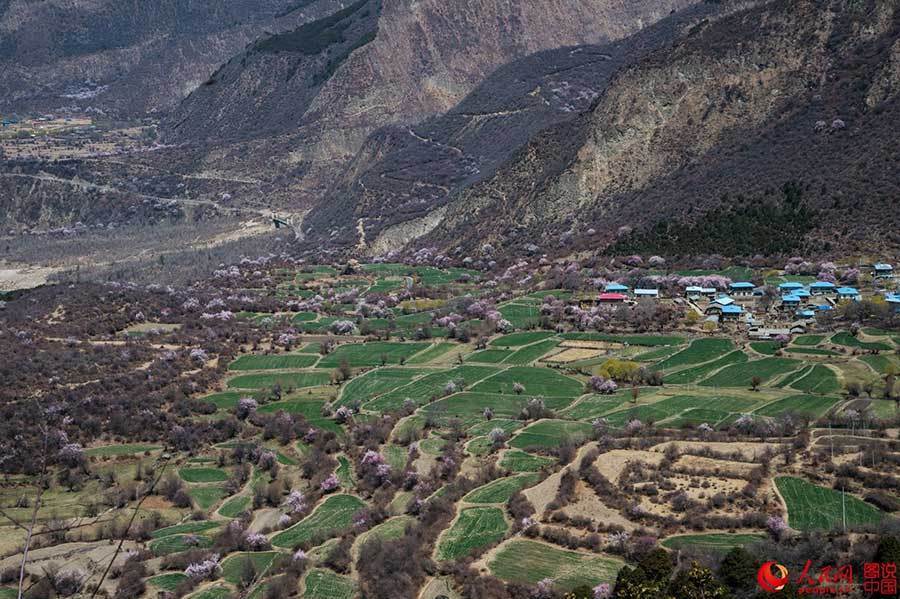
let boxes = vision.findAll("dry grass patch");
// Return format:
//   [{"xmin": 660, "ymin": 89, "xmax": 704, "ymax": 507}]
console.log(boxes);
[
  {"xmin": 545, "ymin": 348, "xmax": 603, "ymax": 363},
  {"xmin": 673, "ymin": 455, "xmax": 758, "ymax": 478},
  {"xmin": 593, "ymin": 450, "xmax": 664, "ymax": 483}
]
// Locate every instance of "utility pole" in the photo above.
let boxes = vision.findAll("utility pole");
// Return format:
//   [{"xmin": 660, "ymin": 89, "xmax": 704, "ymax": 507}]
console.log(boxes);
[{"xmin": 842, "ymin": 486, "xmax": 847, "ymax": 533}]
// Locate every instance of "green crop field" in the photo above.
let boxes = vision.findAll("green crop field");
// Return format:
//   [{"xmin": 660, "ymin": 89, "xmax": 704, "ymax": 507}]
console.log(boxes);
[
  {"xmin": 561, "ymin": 333, "xmax": 685, "ymax": 346},
  {"xmin": 860, "ymin": 354, "xmax": 899, "ymax": 374},
  {"xmin": 661, "ymin": 533, "xmax": 765, "ymax": 554},
  {"xmin": 406, "ymin": 342, "xmax": 457, "ymax": 364},
  {"xmin": 272, "ymin": 494, "xmax": 366, "ymax": 548},
  {"xmin": 257, "ymin": 399, "xmax": 342, "ymax": 434},
  {"xmin": 750, "ymin": 341, "xmax": 779, "ymax": 356},
  {"xmin": 189, "ymin": 584, "xmax": 232, "ymax": 599},
  {"xmin": 463, "ymin": 473, "xmax": 541, "ymax": 504},
  {"xmin": 510, "ymin": 420, "xmax": 594, "ymax": 449},
  {"xmin": 605, "ymin": 395, "xmax": 755, "ymax": 428},
  {"xmin": 291, "ymin": 311, "xmax": 318, "ymax": 323},
  {"xmin": 699, "ymin": 357, "xmax": 800, "ymax": 388},
  {"xmin": 179, "ymin": 467, "xmax": 229, "ymax": 483},
  {"xmin": 355, "ymin": 516, "xmax": 413, "ymax": 549},
  {"xmin": 149, "ymin": 533, "xmax": 213, "ymax": 556},
  {"xmin": 303, "ymin": 569, "xmax": 356, "ymax": 599},
  {"xmin": 188, "ymin": 486, "xmax": 228, "ymax": 510},
  {"xmin": 471, "ymin": 366, "xmax": 582, "ymax": 397},
  {"xmin": 151, "ymin": 520, "xmax": 220, "ymax": 538},
  {"xmin": 219, "ymin": 495, "xmax": 251, "ymax": 518},
  {"xmin": 147, "ymin": 573, "xmax": 188, "ymax": 591},
  {"xmin": 654, "ymin": 339, "xmax": 734, "ymax": 370},
  {"xmin": 221, "ymin": 552, "xmax": 279, "ymax": 584},
  {"xmin": 337, "ymin": 367, "xmax": 427, "ymax": 406},
  {"xmin": 559, "ymin": 393, "xmax": 629, "ymax": 420},
  {"xmin": 228, "ymin": 354, "xmax": 318, "ymax": 370},
  {"xmin": 789, "ymin": 365, "xmax": 841, "ymax": 394},
  {"xmin": 85, "ymin": 443, "xmax": 161, "ymax": 456},
  {"xmin": 500, "ymin": 449, "xmax": 555, "ymax": 472},
  {"xmin": 227, "ymin": 372, "xmax": 330, "ymax": 390},
  {"xmin": 775, "ymin": 476, "xmax": 884, "ymax": 531},
  {"xmin": 635, "ymin": 346, "xmax": 682, "ymax": 362},
  {"xmin": 793, "ymin": 335, "xmax": 825, "ymax": 346},
  {"xmin": 664, "ymin": 351, "xmax": 748, "ymax": 384},
  {"xmin": 364, "ymin": 365, "xmax": 497, "ymax": 412},
  {"xmin": 431, "ymin": 392, "xmax": 574, "ymax": 425},
  {"xmin": 488, "ymin": 539, "xmax": 623, "ymax": 589},
  {"xmin": 201, "ymin": 391, "xmax": 244, "ymax": 410},
  {"xmin": 755, "ymin": 395, "xmax": 840, "ymax": 418},
  {"xmin": 831, "ymin": 332, "xmax": 892, "ymax": 351},
  {"xmin": 490, "ymin": 331, "xmax": 556, "ymax": 347},
  {"xmin": 498, "ymin": 303, "xmax": 542, "ymax": 328},
  {"xmin": 467, "ymin": 349, "xmax": 515, "ymax": 363},
  {"xmin": 785, "ymin": 347, "xmax": 839, "ymax": 356},
  {"xmin": 467, "ymin": 418, "xmax": 523, "ymax": 436},
  {"xmin": 317, "ymin": 342, "xmax": 430, "ymax": 368},
  {"xmin": 503, "ymin": 339, "xmax": 560, "ymax": 365},
  {"xmin": 437, "ymin": 507, "xmax": 509, "ymax": 560}
]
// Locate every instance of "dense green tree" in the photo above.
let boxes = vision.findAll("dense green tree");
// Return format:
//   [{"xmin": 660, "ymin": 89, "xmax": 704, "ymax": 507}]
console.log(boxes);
[
  {"xmin": 668, "ymin": 562, "xmax": 731, "ymax": 599},
  {"xmin": 718, "ymin": 547, "xmax": 759, "ymax": 590}
]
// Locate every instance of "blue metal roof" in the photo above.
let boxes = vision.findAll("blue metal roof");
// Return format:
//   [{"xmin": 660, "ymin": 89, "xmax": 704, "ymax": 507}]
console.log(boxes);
[
  {"xmin": 794, "ymin": 289, "xmax": 811, "ymax": 298},
  {"xmin": 796, "ymin": 310, "xmax": 816, "ymax": 318},
  {"xmin": 605, "ymin": 283, "xmax": 629, "ymax": 292},
  {"xmin": 729, "ymin": 282, "xmax": 755, "ymax": 288},
  {"xmin": 815, "ymin": 304, "xmax": 834, "ymax": 311},
  {"xmin": 810, "ymin": 281, "xmax": 836, "ymax": 288},
  {"xmin": 874, "ymin": 263, "xmax": 893, "ymax": 270},
  {"xmin": 837, "ymin": 287, "xmax": 859, "ymax": 295},
  {"xmin": 721, "ymin": 305, "xmax": 743, "ymax": 314},
  {"xmin": 779, "ymin": 282, "xmax": 804, "ymax": 289},
  {"xmin": 782, "ymin": 295, "xmax": 801, "ymax": 303}
]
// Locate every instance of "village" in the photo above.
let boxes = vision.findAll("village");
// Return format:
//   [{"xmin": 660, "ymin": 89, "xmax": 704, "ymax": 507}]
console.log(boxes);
[{"xmin": 578, "ymin": 261, "xmax": 899, "ymax": 340}]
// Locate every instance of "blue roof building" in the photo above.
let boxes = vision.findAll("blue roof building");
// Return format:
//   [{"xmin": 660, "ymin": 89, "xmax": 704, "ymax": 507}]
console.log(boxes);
[
  {"xmin": 793, "ymin": 289, "xmax": 811, "ymax": 299},
  {"xmin": 837, "ymin": 287, "xmax": 861, "ymax": 300},
  {"xmin": 605, "ymin": 283, "xmax": 629, "ymax": 293},
  {"xmin": 634, "ymin": 289, "xmax": 659, "ymax": 298},
  {"xmin": 779, "ymin": 282, "xmax": 805, "ymax": 296},
  {"xmin": 729, "ymin": 282, "xmax": 756, "ymax": 296},
  {"xmin": 796, "ymin": 309, "xmax": 816, "ymax": 319},
  {"xmin": 721, "ymin": 304, "xmax": 743, "ymax": 319},
  {"xmin": 874, "ymin": 263, "xmax": 894, "ymax": 278},
  {"xmin": 781, "ymin": 295, "xmax": 802, "ymax": 306},
  {"xmin": 809, "ymin": 281, "xmax": 836, "ymax": 294}
]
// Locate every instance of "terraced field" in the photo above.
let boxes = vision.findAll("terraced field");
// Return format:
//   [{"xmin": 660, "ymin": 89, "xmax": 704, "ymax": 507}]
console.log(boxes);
[
  {"xmin": 510, "ymin": 420, "xmax": 594, "ymax": 449},
  {"xmin": 471, "ymin": 366, "xmax": 582, "ymax": 397},
  {"xmin": 463, "ymin": 473, "xmax": 541, "ymax": 504},
  {"xmin": 303, "ymin": 569, "xmax": 356, "ymax": 599},
  {"xmin": 227, "ymin": 372, "xmax": 330, "ymax": 390},
  {"xmin": 317, "ymin": 342, "xmax": 431, "ymax": 368},
  {"xmin": 490, "ymin": 332, "xmax": 556, "ymax": 347},
  {"xmin": 500, "ymin": 449, "xmax": 555, "ymax": 472},
  {"xmin": 655, "ymin": 338, "xmax": 734, "ymax": 370},
  {"xmin": 337, "ymin": 367, "xmax": 428, "ymax": 406},
  {"xmin": 775, "ymin": 476, "xmax": 884, "ymax": 531},
  {"xmin": 699, "ymin": 357, "xmax": 800, "ymax": 388},
  {"xmin": 664, "ymin": 351, "xmax": 748, "ymax": 384},
  {"xmin": 788, "ymin": 365, "xmax": 841, "ymax": 394},
  {"xmin": 661, "ymin": 533, "xmax": 765, "ymax": 554},
  {"xmin": 229, "ymin": 354, "xmax": 319, "ymax": 370},
  {"xmin": 489, "ymin": 539, "xmax": 623, "ymax": 589},
  {"xmin": 437, "ymin": 507, "xmax": 509, "ymax": 561},
  {"xmin": 272, "ymin": 494, "xmax": 366, "ymax": 548},
  {"xmin": 755, "ymin": 394, "xmax": 840, "ymax": 418},
  {"xmin": 365, "ymin": 365, "xmax": 498, "ymax": 411},
  {"xmin": 221, "ymin": 552, "xmax": 279, "ymax": 584}
]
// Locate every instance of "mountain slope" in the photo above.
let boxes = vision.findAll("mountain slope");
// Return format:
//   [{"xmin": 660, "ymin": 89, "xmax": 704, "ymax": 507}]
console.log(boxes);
[
  {"xmin": 0, "ymin": 0, "xmax": 345, "ymax": 116},
  {"xmin": 341, "ymin": 0, "xmax": 900, "ymax": 257},
  {"xmin": 301, "ymin": 2, "xmax": 723, "ymax": 251},
  {"xmin": 159, "ymin": 0, "xmax": 699, "ymax": 207}
]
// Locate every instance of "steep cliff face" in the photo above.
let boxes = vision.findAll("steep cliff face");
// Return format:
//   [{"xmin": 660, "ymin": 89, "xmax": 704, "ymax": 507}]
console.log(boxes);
[
  {"xmin": 411, "ymin": 0, "xmax": 900, "ymax": 256},
  {"xmin": 160, "ymin": 0, "xmax": 699, "ymax": 207},
  {"xmin": 301, "ymin": 2, "xmax": 721, "ymax": 247},
  {"xmin": 0, "ymin": 0, "xmax": 343, "ymax": 116}
]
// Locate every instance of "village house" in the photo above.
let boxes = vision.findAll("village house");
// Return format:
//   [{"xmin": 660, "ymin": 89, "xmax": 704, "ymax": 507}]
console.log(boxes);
[
  {"xmin": 780, "ymin": 294, "xmax": 802, "ymax": 311},
  {"xmin": 684, "ymin": 286, "xmax": 717, "ymax": 300},
  {"xmin": 778, "ymin": 281, "xmax": 805, "ymax": 296},
  {"xmin": 597, "ymin": 292, "xmax": 627, "ymax": 305},
  {"xmin": 809, "ymin": 281, "xmax": 836, "ymax": 295},
  {"xmin": 887, "ymin": 293, "xmax": 900, "ymax": 313},
  {"xmin": 837, "ymin": 287, "xmax": 861, "ymax": 301},
  {"xmin": 721, "ymin": 304, "xmax": 744, "ymax": 321},
  {"xmin": 604, "ymin": 283, "xmax": 629, "ymax": 294},
  {"xmin": 749, "ymin": 327, "xmax": 791, "ymax": 340},
  {"xmin": 874, "ymin": 263, "xmax": 894, "ymax": 279},
  {"xmin": 634, "ymin": 288, "xmax": 660, "ymax": 299},
  {"xmin": 728, "ymin": 281, "xmax": 756, "ymax": 297}
]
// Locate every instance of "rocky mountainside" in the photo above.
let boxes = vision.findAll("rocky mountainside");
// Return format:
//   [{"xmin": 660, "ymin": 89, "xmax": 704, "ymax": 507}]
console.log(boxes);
[
  {"xmin": 0, "ymin": 0, "xmax": 345, "ymax": 116},
  {"xmin": 160, "ymin": 0, "xmax": 698, "ymax": 208},
  {"xmin": 353, "ymin": 0, "xmax": 900, "ymax": 258}
]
